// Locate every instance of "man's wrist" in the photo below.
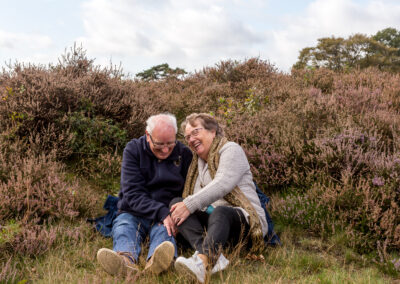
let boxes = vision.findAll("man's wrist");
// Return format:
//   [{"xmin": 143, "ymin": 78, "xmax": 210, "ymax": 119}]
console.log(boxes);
[{"xmin": 159, "ymin": 207, "xmax": 170, "ymax": 222}]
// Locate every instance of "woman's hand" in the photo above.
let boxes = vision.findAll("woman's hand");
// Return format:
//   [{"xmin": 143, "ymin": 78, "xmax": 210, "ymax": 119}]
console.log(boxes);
[{"xmin": 170, "ymin": 202, "xmax": 190, "ymax": 226}]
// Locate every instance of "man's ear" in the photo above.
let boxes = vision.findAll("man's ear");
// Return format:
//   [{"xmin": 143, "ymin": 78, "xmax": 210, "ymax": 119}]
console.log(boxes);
[{"xmin": 145, "ymin": 131, "xmax": 150, "ymax": 142}]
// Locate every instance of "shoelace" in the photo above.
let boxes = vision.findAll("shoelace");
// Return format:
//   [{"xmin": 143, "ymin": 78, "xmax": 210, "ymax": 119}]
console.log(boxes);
[{"xmin": 117, "ymin": 251, "xmax": 136, "ymax": 265}]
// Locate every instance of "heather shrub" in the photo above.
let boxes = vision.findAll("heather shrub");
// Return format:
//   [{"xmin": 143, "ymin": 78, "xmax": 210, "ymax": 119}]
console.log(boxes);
[
  {"xmin": 1, "ymin": 49, "xmax": 400, "ymax": 257},
  {"xmin": 0, "ymin": 257, "xmax": 18, "ymax": 283},
  {"xmin": 76, "ymin": 151, "xmax": 123, "ymax": 194},
  {"xmin": 152, "ymin": 58, "xmax": 279, "ymax": 123},
  {"xmin": 0, "ymin": 147, "xmax": 96, "ymax": 224},
  {"xmin": 0, "ymin": 47, "xmax": 158, "ymax": 160},
  {"xmin": 272, "ymin": 176, "xmax": 400, "ymax": 252},
  {"xmin": 0, "ymin": 221, "xmax": 93, "ymax": 259},
  {"xmin": 202, "ymin": 62, "xmax": 400, "ymax": 252},
  {"xmin": 5, "ymin": 224, "xmax": 59, "ymax": 256},
  {"xmin": 292, "ymin": 67, "xmax": 336, "ymax": 93}
]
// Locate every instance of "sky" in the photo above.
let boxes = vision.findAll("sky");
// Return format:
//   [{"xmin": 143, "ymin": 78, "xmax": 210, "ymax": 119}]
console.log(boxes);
[{"xmin": 1, "ymin": 0, "xmax": 400, "ymax": 76}]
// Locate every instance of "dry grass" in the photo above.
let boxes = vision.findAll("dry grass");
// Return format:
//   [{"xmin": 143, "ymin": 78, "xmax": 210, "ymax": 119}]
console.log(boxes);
[{"xmin": 2, "ymin": 221, "xmax": 398, "ymax": 283}]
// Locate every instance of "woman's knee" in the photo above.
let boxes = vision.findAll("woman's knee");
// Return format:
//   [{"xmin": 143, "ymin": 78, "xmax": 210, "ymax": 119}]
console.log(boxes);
[
  {"xmin": 169, "ymin": 197, "xmax": 183, "ymax": 208},
  {"xmin": 208, "ymin": 206, "xmax": 233, "ymax": 226},
  {"xmin": 209, "ymin": 206, "xmax": 231, "ymax": 218}
]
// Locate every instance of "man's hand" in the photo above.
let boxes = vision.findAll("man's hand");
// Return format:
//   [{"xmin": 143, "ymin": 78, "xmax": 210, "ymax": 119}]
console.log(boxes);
[
  {"xmin": 170, "ymin": 202, "xmax": 190, "ymax": 226},
  {"xmin": 163, "ymin": 215, "xmax": 177, "ymax": 237}
]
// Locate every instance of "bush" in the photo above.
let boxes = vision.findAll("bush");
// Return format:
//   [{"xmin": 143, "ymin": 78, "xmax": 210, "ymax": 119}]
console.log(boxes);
[
  {"xmin": 65, "ymin": 112, "xmax": 128, "ymax": 157},
  {"xmin": 1, "ymin": 49, "xmax": 400, "ymax": 255}
]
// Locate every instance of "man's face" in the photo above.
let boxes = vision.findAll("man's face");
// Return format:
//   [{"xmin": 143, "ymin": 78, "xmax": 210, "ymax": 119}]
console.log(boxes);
[{"xmin": 146, "ymin": 124, "xmax": 176, "ymax": 160}]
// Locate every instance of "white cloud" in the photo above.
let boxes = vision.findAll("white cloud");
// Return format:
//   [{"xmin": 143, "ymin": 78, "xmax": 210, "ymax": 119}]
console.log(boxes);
[
  {"xmin": 0, "ymin": 30, "xmax": 53, "ymax": 50},
  {"xmin": 77, "ymin": 0, "xmax": 264, "ymax": 73},
  {"xmin": 2, "ymin": 0, "xmax": 399, "ymax": 74},
  {"xmin": 0, "ymin": 30, "xmax": 57, "ymax": 67}
]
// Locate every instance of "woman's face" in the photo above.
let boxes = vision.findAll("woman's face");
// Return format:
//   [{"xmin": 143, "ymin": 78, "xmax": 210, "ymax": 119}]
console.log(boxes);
[{"xmin": 184, "ymin": 120, "xmax": 216, "ymax": 160}]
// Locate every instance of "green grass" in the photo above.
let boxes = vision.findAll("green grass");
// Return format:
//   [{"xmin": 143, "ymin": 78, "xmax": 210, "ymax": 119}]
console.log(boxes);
[
  {"xmin": 1, "ymin": 173, "xmax": 399, "ymax": 283},
  {"xmin": 2, "ymin": 221, "xmax": 399, "ymax": 283},
  {"xmin": 0, "ymin": 220, "xmax": 21, "ymax": 246}
]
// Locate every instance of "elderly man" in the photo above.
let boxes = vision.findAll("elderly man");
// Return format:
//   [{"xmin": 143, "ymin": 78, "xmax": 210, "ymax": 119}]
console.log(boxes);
[{"xmin": 97, "ymin": 113, "xmax": 192, "ymax": 277}]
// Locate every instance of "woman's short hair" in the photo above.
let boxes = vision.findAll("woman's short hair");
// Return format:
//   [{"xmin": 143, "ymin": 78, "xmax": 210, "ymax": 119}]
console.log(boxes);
[
  {"xmin": 146, "ymin": 113, "xmax": 177, "ymax": 134},
  {"xmin": 181, "ymin": 113, "xmax": 224, "ymax": 137}
]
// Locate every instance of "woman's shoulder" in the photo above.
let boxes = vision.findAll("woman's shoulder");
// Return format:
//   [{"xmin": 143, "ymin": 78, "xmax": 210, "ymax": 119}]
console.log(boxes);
[
  {"xmin": 221, "ymin": 140, "xmax": 241, "ymax": 149},
  {"xmin": 219, "ymin": 141, "xmax": 245, "ymax": 156}
]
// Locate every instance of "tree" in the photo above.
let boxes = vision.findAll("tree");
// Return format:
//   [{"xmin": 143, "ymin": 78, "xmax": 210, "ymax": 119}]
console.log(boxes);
[
  {"xmin": 135, "ymin": 63, "xmax": 186, "ymax": 81},
  {"xmin": 293, "ymin": 28, "xmax": 400, "ymax": 72},
  {"xmin": 373, "ymin": 27, "xmax": 400, "ymax": 53}
]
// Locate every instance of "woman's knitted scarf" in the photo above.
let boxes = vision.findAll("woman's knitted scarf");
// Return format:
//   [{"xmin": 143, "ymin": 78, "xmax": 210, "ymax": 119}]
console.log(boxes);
[{"xmin": 182, "ymin": 136, "xmax": 264, "ymax": 253}]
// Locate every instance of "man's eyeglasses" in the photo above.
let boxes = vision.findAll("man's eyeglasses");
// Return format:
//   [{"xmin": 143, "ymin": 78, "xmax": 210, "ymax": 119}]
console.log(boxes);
[
  {"xmin": 184, "ymin": 127, "xmax": 204, "ymax": 142},
  {"xmin": 148, "ymin": 133, "xmax": 176, "ymax": 150}
]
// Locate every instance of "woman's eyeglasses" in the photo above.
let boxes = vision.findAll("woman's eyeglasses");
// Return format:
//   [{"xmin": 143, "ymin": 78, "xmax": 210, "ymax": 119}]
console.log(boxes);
[{"xmin": 184, "ymin": 127, "xmax": 204, "ymax": 142}]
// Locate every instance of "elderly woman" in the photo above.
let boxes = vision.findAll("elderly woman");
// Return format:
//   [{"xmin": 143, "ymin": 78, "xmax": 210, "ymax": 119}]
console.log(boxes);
[{"xmin": 170, "ymin": 113, "xmax": 268, "ymax": 283}]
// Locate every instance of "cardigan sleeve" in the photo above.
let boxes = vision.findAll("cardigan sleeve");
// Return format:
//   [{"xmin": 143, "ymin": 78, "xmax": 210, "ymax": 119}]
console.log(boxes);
[{"xmin": 183, "ymin": 142, "xmax": 250, "ymax": 213}]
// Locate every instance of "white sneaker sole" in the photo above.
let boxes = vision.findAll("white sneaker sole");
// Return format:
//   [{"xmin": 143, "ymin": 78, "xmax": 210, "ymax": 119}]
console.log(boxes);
[
  {"xmin": 174, "ymin": 258, "xmax": 205, "ymax": 283},
  {"xmin": 145, "ymin": 241, "xmax": 175, "ymax": 274}
]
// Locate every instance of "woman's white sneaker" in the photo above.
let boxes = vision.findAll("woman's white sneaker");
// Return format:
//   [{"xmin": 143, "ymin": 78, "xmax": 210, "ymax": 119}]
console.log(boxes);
[
  {"xmin": 175, "ymin": 252, "xmax": 206, "ymax": 283},
  {"xmin": 211, "ymin": 253, "xmax": 229, "ymax": 274}
]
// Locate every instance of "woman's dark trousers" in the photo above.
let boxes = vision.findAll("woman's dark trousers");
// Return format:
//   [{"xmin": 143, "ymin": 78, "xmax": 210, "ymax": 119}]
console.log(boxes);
[{"xmin": 170, "ymin": 197, "xmax": 250, "ymax": 264}]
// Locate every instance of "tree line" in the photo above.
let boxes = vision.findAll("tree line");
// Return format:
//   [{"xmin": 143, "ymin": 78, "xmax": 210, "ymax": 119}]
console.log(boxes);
[
  {"xmin": 135, "ymin": 27, "xmax": 400, "ymax": 80},
  {"xmin": 293, "ymin": 27, "xmax": 400, "ymax": 72}
]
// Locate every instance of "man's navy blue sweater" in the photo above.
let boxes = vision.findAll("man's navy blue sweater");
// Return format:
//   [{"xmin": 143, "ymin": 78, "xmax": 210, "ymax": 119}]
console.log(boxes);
[{"xmin": 117, "ymin": 135, "xmax": 192, "ymax": 223}]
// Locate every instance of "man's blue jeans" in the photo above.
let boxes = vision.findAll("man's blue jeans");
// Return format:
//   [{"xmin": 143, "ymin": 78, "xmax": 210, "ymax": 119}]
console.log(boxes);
[{"xmin": 112, "ymin": 213, "xmax": 177, "ymax": 262}]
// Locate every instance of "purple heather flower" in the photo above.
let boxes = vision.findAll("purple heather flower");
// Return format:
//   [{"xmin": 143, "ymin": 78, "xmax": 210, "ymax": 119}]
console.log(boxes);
[
  {"xmin": 372, "ymin": 176, "xmax": 385, "ymax": 187},
  {"xmin": 392, "ymin": 258, "xmax": 400, "ymax": 271}
]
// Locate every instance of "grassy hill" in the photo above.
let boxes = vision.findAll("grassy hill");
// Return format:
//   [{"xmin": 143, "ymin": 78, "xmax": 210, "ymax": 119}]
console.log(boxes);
[{"xmin": 0, "ymin": 47, "xmax": 399, "ymax": 282}]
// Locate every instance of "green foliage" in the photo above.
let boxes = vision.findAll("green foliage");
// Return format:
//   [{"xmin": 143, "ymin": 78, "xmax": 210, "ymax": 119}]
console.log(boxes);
[
  {"xmin": 135, "ymin": 63, "xmax": 186, "ymax": 81},
  {"xmin": 0, "ymin": 220, "xmax": 21, "ymax": 246},
  {"xmin": 293, "ymin": 28, "xmax": 400, "ymax": 72},
  {"xmin": 75, "ymin": 152, "xmax": 122, "ymax": 195},
  {"xmin": 373, "ymin": 27, "xmax": 400, "ymax": 54},
  {"xmin": 66, "ymin": 112, "xmax": 128, "ymax": 157}
]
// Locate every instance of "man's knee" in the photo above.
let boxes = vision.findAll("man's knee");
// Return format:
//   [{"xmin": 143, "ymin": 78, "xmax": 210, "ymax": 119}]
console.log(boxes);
[
  {"xmin": 169, "ymin": 197, "xmax": 183, "ymax": 208},
  {"xmin": 112, "ymin": 213, "xmax": 142, "ymax": 233}
]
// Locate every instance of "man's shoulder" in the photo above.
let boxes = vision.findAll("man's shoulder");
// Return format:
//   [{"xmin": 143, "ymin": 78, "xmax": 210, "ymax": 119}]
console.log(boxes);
[
  {"xmin": 123, "ymin": 136, "xmax": 148, "ymax": 158},
  {"xmin": 124, "ymin": 135, "xmax": 145, "ymax": 149}
]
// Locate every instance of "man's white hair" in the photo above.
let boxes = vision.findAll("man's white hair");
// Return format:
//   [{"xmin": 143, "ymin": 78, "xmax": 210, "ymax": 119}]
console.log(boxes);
[{"xmin": 146, "ymin": 113, "xmax": 178, "ymax": 135}]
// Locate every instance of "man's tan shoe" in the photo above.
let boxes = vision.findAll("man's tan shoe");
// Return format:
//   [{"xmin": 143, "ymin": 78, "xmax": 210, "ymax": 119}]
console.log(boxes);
[
  {"xmin": 97, "ymin": 248, "xmax": 139, "ymax": 277},
  {"xmin": 144, "ymin": 241, "xmax": 175, "ymax": 274}
]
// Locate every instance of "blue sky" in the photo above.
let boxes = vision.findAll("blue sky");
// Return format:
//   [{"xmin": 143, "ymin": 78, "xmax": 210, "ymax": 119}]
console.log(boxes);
[{"xmin": 1, "ymin": 0, "xmax": 400, "ymax": 76}]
